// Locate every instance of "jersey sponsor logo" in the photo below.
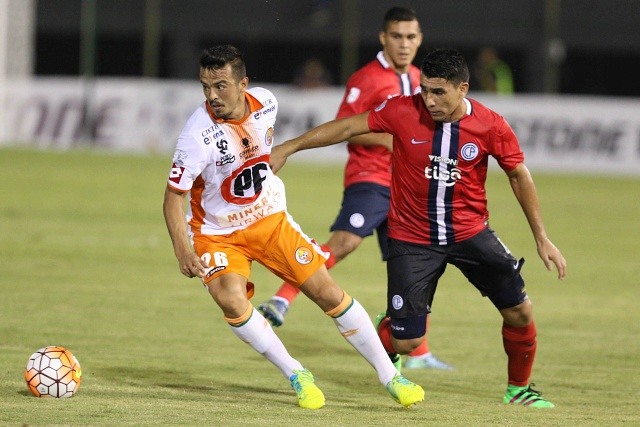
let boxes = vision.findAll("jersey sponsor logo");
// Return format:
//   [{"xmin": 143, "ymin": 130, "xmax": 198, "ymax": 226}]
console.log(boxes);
[
  {"xmin": 428, "ymin": 155, "xmax": 458, "ymax": 166},
  {"xmin": 392, "ymin": 294, "xmax": 404, "ymax": 310},
  {"xmin": 204, "ymin": 265, "xmax": 226, "ymax": 279},
  {"xmin": 346, "ymin": 87, "xmax": 361, "ymax": 103},
  {"xmin": 411, "ymin": 137, "xmax": 430, "ymax": 145},
  {"xmin": 217, "ymin": 139, "xmax": 229, "ymax": 155},
  {"xmin": 265, "ymin": 127, "xmax": 274, "ymax": 147},
  {"xmin": 424, "ymin": 165, "xmax": 462, "ymax": 187},
  {"xmin": 239, "ymin": 137, "xmax": 260, "ymax": 161},
  {"xmin": 460, "ymin": 142, "xmax": 479, "ymax": 161},
  {"xmin": 220, "ymin": 155, "xmax": 270, "ymax": 204},
  {"xmin": 169, "ymin": 163, "xmax": 185, "ymax": 184},
  {"xmin": 201, "ymin": 125, "xmax": 215, "ymax": 137},
  {"xmin": 216, "ymin": 153, "xmax": 235, "ymax": 166},
  {"xmin": 262, "ymin": 105, "xmax": 275, "ymax": 115},
  {"xmin": 295, "ymin": 247, "xmax": 314, "ymax": 265}
]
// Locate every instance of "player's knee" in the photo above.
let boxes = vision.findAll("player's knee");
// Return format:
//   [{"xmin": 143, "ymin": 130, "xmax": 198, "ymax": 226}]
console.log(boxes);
[
  {"xmin": 500, "ymin": 299, "xmax": 533, "ymax": 327},
  {"xmin": 300, "ymin": 270, "xmax": 343, "ymax": 311},
  {"xmin": 392, "ymin": 336, "xmax": 424, "ymax": 355},
  {"xmin": 326, "ymin": 233, "xmax": 362, "ymax": 261}
]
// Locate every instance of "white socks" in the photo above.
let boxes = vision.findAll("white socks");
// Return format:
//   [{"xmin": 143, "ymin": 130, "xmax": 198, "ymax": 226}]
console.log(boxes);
[
  {"xmin": 228, "ymin": 307, "xmax": 302, "ymax": 379},
  {"xmin": 330, "ymin": 299, "xmax": 398, "ymax": 385}
]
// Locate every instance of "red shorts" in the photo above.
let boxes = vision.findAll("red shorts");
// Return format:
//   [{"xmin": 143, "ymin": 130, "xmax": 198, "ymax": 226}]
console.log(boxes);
[{"xmin": 192, "ymin": 211, "xmax": 327, "ymax": 288}]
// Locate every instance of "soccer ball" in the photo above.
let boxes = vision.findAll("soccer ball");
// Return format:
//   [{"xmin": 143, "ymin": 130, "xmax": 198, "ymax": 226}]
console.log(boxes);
[{"xmin": 25, "ymin": 346, "xmax": 82, "ymax": 398}]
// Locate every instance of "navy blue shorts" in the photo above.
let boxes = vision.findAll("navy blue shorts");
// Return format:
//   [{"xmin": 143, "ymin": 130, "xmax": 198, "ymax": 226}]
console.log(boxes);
[
  {"xmin": 330, "ymin": 182, "xmax": 390, "ymax": 260},
  {"xmin": 386, "ymin": 228, "xmax": 528, "ymax": 339}
]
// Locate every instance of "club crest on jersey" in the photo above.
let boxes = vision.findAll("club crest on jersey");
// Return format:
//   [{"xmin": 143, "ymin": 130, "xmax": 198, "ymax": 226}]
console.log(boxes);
[
  {"xmin": 349, "ymin": 213, "xmax": 365, "ymax": 228},
  {"xmin": 294, "ymin": 247, "xmax": 313, "ymax": 265},
  {"xmin": 392, "ymin": 295, "xmax": 404, "ymax": 310},
  {"xmin": 265, "ymin": 127, "xmax": 274, "ymax": 147},
  {"xmin": 460, "ymin": 142, "xmax": 479, "ymax": 161}
]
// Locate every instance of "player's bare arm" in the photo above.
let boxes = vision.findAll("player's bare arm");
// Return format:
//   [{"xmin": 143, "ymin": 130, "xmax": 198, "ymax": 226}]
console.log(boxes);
[
  {"xmin": 506, "ymin": 163, "xmax": 567, "ymax": 279},
  {"xmin": 270, "ymin": 112, "xmax": 372, "ymax": 173},
  {"xmin": 347, "ymin": 132, "xmax": 393, "ymax": 152},
  {"xmin": 162, "ymin": 186, "xmax": 209, "ymax": 278}
]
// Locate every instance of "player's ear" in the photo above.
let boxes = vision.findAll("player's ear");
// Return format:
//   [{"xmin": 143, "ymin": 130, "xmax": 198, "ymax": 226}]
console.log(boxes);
[
  {"xmin": 459, "ymin": 81, "xmax": 469, "ymax": 98},
  {"xmin": 378, "ymin": 31, "xmax": 386, "ymax": 47},
  {"xmin": 239, "ymin": 76, "xmax": 249, "ymax": 91}
]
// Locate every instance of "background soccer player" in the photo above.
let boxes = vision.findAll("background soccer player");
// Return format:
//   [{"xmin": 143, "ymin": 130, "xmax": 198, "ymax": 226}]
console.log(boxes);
[
  {"xmin": 258, "ymin": 6, "xmax": 452, "ymax": 371},
  {"xmin": 267, "ymin": 48, "xmax": 566, "ymax": 408}
]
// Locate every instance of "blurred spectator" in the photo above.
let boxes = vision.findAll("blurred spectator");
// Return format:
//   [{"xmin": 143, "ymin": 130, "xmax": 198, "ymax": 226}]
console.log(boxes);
[
  {"xmin": 293, "ymin": 57, "xmax": 334, "ymax": 88},
  {"xmin": 474, "ymin": 46, "xmax": 514, "ymax": 94}
]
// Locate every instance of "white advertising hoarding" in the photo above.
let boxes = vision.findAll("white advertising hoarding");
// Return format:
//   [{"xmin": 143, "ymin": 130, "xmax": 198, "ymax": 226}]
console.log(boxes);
[{"xmin": 2, "ymin": 78, "xmax": 640, "ymax": 176}]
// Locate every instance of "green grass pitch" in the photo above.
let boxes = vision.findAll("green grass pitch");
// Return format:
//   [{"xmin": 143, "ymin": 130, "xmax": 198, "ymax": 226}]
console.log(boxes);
[{"xmin": 1, "ymin": 147, "xmax": 638, "ymax": 425}]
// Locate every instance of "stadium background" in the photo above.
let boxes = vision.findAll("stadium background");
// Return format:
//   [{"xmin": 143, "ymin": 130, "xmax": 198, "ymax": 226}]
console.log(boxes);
[{"xmin": 19, "ymin": 0, "xmax": 640, "ymax": 96}]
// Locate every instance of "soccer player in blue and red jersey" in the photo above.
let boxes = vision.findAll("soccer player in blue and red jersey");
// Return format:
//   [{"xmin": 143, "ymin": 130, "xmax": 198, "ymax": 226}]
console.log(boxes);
[
  {"xmin": 268, "ymin": 48, "xmax": 567, "ymax": 407},
  {"xmin": 258, "ymin": 6, "xmax": 452, "ymax": 371}
]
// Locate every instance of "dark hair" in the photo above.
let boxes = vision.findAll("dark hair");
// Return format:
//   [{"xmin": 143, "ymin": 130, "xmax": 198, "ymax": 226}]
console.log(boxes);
[
  {"xmin": 383, "ymin": 6, "xmax": 419, "ymax": 31},
  {"xmin": 420, "ymin": 48, "xmax": 470, "ymax": 85},
  {"xmin": 199, "ymin": 45, "xmax": 246, "ymax": 81}
]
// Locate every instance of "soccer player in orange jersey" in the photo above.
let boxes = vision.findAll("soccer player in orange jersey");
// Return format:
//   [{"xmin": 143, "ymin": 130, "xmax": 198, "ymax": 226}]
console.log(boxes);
[
  {"xmin": 258, "ymin": 6, "xmax": 453, "ymax": 371},
  {"xmin": 162, "ymin": 44, "xmax": 424, "ymax": 409}
]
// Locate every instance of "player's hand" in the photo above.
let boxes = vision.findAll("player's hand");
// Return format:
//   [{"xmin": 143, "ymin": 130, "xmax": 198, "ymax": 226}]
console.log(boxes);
[
  {"xmin": 177, "ymin": 251, "xmax": 209, "ymax": 278},
  {"xmin": 536, "ymin": 238, "xmax": 566, "ymax": 280}
]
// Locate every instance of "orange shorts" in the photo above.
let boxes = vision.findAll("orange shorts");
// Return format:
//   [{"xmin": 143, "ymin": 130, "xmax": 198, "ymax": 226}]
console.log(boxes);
[{"xmin": 192, "ymin": 211, "xmax": 327, "ymax": 288}]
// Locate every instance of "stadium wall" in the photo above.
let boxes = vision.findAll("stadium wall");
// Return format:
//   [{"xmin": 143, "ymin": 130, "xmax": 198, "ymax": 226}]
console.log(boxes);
[{"xmin": 2, "ymin": 78, "xmax": 640, "ymax": 176}]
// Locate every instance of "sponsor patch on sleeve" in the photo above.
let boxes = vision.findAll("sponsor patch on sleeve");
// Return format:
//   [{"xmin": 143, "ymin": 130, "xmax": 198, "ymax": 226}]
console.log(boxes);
[{"xmin": 169, "ymin": 163, "xmax": 185, "ymax": 184}]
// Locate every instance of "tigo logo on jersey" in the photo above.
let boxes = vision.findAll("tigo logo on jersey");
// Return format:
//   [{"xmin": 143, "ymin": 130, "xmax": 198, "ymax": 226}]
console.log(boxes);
[
  {"xmin": 294, "ymin": 247, "xmax": 313, "ymax": 265},
  {"xmin": 169, "ymin": 163, "xmax": 185, "ymax": 184}
]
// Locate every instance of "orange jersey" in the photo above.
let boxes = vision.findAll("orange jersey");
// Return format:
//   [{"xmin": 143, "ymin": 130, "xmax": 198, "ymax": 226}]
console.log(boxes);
[{"xmin": 167, "ymin": 87, "xmax": 285, "ymax": 236}]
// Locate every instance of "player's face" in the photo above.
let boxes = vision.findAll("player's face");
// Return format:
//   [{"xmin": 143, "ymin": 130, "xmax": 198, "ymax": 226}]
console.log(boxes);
[
  {"xmin": 419, "ymin": 75, "xmax": 469, "ymax": 123},
  {"xmin": 379, "ymin": 20, "xmax": 422, "ymax": 74},
  {"xmin": 200, "ymin": 65, "xmax": 248, "ymax": 120}
]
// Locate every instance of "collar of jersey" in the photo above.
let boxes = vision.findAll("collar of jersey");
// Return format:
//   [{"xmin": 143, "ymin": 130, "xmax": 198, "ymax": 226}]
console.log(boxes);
[{"xmin": 206, "ymin": 91, "xmax": 264, "ymax": 124}]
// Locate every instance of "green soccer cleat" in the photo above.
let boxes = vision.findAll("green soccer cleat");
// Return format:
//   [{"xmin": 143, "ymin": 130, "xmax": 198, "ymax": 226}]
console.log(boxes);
[
  {"xmin": 503, "ymin": 383, "xmax": 555, "ymax": 408},
  {"xmin": 386, "ymin": 375, "xmax": 425, "ymax": 408},
  {"xmin": 289, "ymin": 369, "xmax": 325, "ymax": 409},
  {"xmin": 257, "ymin": 298, "xmax": 289, "ymax": 327},
  {"xmin": 374, "ymin": 312, "xmax": 402, "ymax": 373}
]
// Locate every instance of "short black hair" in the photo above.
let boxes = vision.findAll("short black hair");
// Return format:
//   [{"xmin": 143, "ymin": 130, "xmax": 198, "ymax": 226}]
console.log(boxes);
[
  {"xmin": 199, "ymin": 45, "xmax": 246, "ymax": 82},
  {"xmin": 420, "ymin": 48, "xmax": 470, "ymax": 85},
  {"xmin": 383, "ymin": 6, "xmax": 419, "ymax": 31}
]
